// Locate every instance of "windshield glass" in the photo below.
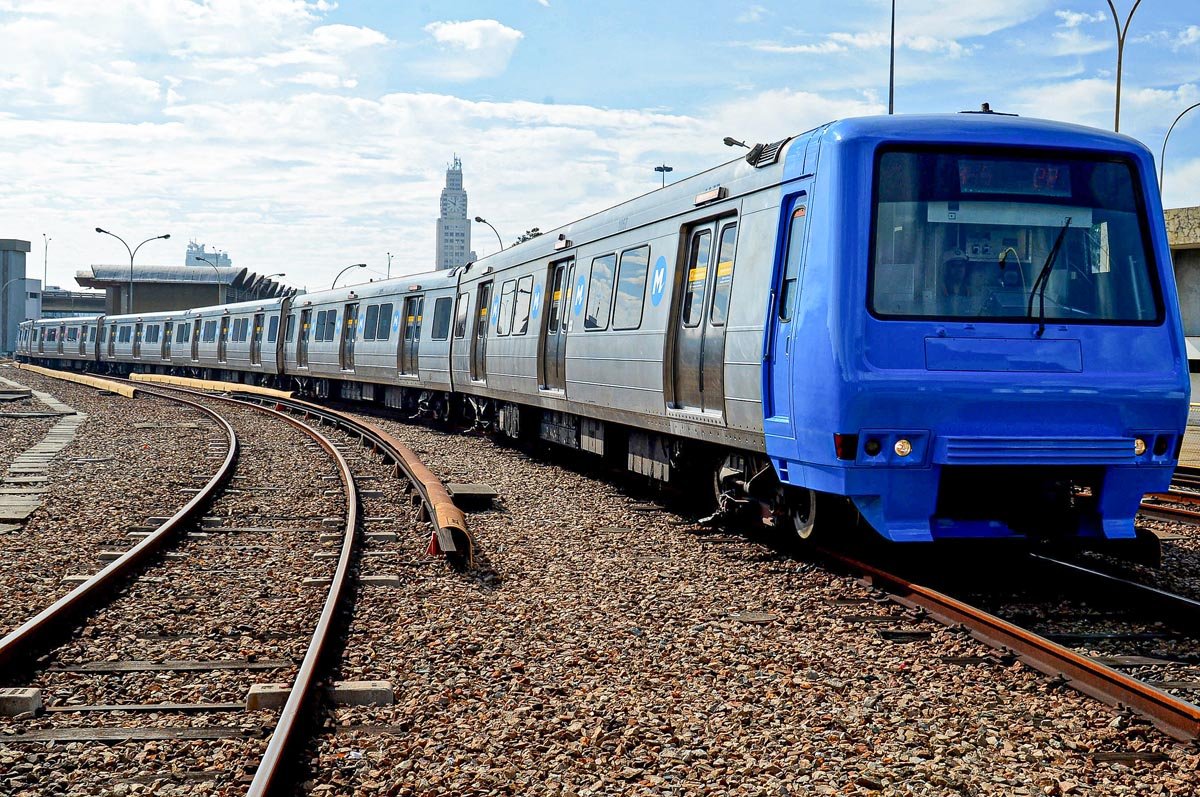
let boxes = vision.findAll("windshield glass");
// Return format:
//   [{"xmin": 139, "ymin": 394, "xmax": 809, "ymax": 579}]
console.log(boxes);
[{"xmin": 870, "ymin": 149, "xmax": 1160, "ymax": 323}]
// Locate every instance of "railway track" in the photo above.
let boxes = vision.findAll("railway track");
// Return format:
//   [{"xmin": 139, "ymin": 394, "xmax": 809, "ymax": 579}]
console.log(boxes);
[
  {"xmin": 822, "ymin": 545, "xmax": 1200, "ymax": 742},
  {"xmin": 1140, "ymin": 465, "xmax": 1200, "ymax": 523}
]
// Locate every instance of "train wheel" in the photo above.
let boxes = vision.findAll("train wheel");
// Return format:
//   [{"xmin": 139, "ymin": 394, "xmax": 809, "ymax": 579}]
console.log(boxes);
[{"xmin": 787, "ymin": 488, "xmax": 819, "ymax": 541}]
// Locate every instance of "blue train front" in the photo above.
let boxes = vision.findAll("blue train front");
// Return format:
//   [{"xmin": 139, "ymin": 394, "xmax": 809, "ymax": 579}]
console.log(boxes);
[{"xmin": 765, "ymin": 114, "xmax": 1190, "ymax": 544}]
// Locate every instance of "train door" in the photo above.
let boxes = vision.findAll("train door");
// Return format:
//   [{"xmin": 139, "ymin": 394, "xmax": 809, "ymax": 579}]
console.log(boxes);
[
  {"xmin": 107, "ymin": 324, "xmax": 116, "ymax": 357},
  {"xmin": 132, "ymin": 323, "xmax": 143, "ymax": 358},
  {"xmin": 340, "ymin": 302, "xmax": 358, "ymax": 370},
  {"xmin": 470, "ymin": 281, "xmax": 493, "ymax": 382},
  {"xmin": 162, "ymin": 321, "xmax": 172, "ymax": 359},
  {"xmin": 763, "ymin": 193, "xmax": 811, "ymax": 442},
  {"xmin": 34, "ymin": 327, "xmax": 42, "ymax": 355},
  {"xmin": 55, "ymin": 325, "xmax": 64, "ymax": 355},
  {"xmin": 540, "ymin": 258, "xmax": 573, "ymax": 391},
  {"xmin": 79, "ymin": 326, "xmax": 88, "ymax": 356},
  {"xmin": 218, "ymin": 317, "xmax": 229, "ymax": 362},
  {"xmin": 191, "ymin": 319, "xmax": 201, "ymax": 360},
  {"xmin": 398, "ymin": 295, "xmax": 423, "ymax": 376},
  {"xmin": 250, "ymin": 313, "xmax": 264, "ymax": 366},
  {"xmin": 297, "ymin": 308, "xmax": 312, "ymax": 368},
  {"xmin": 670, "ymin": 219, "xmax": 737, "ymax": 413}
]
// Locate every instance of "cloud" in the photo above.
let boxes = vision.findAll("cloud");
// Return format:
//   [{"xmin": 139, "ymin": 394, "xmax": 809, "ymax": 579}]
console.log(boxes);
[
  {"xmin": 1054, "ymin": 10, "xmax": 1107, "ymax": 28},
  {"xmin": 420, "ymin": 19, "xmax": 523, "ymax": 80},
  {"xmin": 737, "ymin": 5, "xmax": 767, "ymax": 24}
]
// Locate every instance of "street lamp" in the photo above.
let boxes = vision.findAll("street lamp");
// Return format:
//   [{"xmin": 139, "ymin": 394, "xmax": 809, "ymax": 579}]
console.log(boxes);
[
  {"xmin": 42, "ymin": 233, "xmax": 50, "ymax": 292},
  {"xmin": 332, "ymin": 263, "xmax": 367, "ymax": 289},
  {"xmin": 655, "ymin": 164, "xmax": 673, "ymax": 188},
  {"xmin": 474, "ymin": 216, "xmax": 504, "ymax": 252},
  {"xmin": 888, "ymin": 0, "xmax": 896, "ymax": 114},
  {"xmin": 1160, "ymin": 101, "xmax": 1200, "ymax": 191},
  {"xmin": 195, "ymin": 255, "xmax": 225, "ymax": 304},
  {"xmin": 1, "ymin": 276, "xmax": 26, "ymax": 354},
  {"xmin": 723, "ymin": 137, "xmax": 749, "ymax": 148},
  {"xmin": 1105, "ymin": 0, "xmax": 1144, "ymax": 132},
  {"xmin": 95, "ymin": 228, "xmax": 170, "ymax": 314}
]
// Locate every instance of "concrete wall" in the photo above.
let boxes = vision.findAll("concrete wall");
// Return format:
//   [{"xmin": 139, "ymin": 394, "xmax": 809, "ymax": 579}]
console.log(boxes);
[
  {"xmin": 1174, "ymin": 249, "xmax": 1200, "ymax": 337},
  {"xmin": 0, "ymin": 239, "xmax": 31, "ymax": 354},
  {"xmin": 108, "ymin": 282, "xmax": 225, "ymax": 314}
]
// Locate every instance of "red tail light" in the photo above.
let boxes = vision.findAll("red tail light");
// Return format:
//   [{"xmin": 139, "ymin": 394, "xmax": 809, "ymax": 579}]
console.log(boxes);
[{"xmin": 834, "ymin": 433, "xmax": 859, "ymax": 461}]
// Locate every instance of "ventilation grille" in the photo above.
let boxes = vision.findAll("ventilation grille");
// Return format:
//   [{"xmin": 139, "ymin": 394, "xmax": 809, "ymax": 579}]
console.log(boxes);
[{"xmin": 747, "ymin": 137, "xmax": 791, "ymax": 168}]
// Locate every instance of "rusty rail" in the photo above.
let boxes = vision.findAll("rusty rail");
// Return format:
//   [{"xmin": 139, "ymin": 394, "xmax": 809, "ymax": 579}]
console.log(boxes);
[
  {"xmin": 0, "ymin": 388, "xmax": 238, "ymax": 672},
  {"xmin": 821, "ymin": 547, "xmax": 1200, "ymax": 742}
]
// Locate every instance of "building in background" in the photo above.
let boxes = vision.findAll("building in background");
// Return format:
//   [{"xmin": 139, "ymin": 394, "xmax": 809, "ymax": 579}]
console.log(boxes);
[
  {"xmin": 0, "ymin": 238, "xmax": 32, "ymax": 355},
  {"xmin": 75, "ymin": 265, "xmax": 290, "ymax": 315},
  {"xmin": 40, "ymin": 286, "xmax": 105, "ymax": 318},
  {"xmin": 435, "ymin": 156, "xmax": 476, "ymax": 270},
  {"xmin": 185, "ymin": 241, "xmax": 232, "ymax": 268}
]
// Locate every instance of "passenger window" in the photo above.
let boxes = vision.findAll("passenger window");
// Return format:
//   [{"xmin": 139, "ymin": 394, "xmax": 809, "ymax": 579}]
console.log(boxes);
[
  {"xmin": 453, "ymin": 292, "xmax": 470, "ymax": 338},
  {"xmin": 710, "ymin": 223, "xmax": 737, "ymax": 326},
  {"xmin": 267, "ymin": 316, "xmax": 278, "ymax": 343},
  {"xmin": 363, "ymin": 305, "xmax": 379, "ymax": 341},
  {"xmin": 513, "ymin": 276, "xmax": 534, "ymax": 335},
  {"xmin": 431, "ymin": 297, "xmax": 453, "ymax": 340},
  {"xmin": 780, "ymin": 205, "xmax": 807, "ymax": 321},
  {"xmin": 324, "ymin": 311, "xmax": 336, "ymax": 341},
  {"xmin": 377, "ymin": 303, "xmax": 393, "ymax": 342},
  {"xmin": 585, "ymin": 254, "xmax": 616, "ymax": 331},
  {"xmin": 613, "ymin": 245, "xmax": 650, "ymax": 330},
  {"xmin": 682, "ymin": 230, "xmax": 711, "ymax": 327},
  {"xmin": 496, "ymin": 280, "xmax": 517, "ymax": 336},
  {"xmin": 315, "ymin": 311, "xmax": 328, "ymax": 342},
  {"xmin": 285, "ymin": 314, "xmax": 296, "ymax": 342}
]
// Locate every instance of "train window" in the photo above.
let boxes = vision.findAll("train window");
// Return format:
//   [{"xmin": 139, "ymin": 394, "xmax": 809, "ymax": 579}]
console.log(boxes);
[
  {"xmin": 613, "ymin": 245, "xmax": 650, "ymax": 330},
  {"xmin": 376, "ymin": 303, "xmax": 393, "ymax": 341},
  {"xmin": 496, "ymin": 280, "xmax": 517, "ymax": 336},
  {"xmin": 682, "ymin": 230, "xmax": 711, "ymax": 327},
  {"xmin": 513, "ymin": 276, "xmax": 534, "ymax": 335},
  {"xmin": 267, "ymin": 316, "xmax": 278, "ymax": 343},
  {"xmin": 89, "ymin": 327, "xmax": 97, "ymax": 343},
  {"xmin": 145, "ymin": 325, "xmax": 159, "ymax": 344},
  {"xmin": 315, "ymin": 311, "xmax": 328, "ymax": 342},
  {"xmin": 66, "ymin": 327, "xmax": 78, "ymax": 343},
  {"xmin": 584, "ymin": 254, "xmax": 616, "ymax": 331},
  {"xmin": 870, "ymin": 149, "xmax": 1161, "ymax": 323},
  {"xmin": 780, "ymin": 206, "xmax": 807, "ymax": 321},
  {"xmin": 453, "ymin": 292, "xmax": 470, "ymax": 338},
  {"xmin": 547, "ymin": 267, "xmax": 565, "ymax": 334},
  {"xmin": 176, "ymin": 324, "xmax": 189, "ymax": 343},
  {"xmin": 431, "ymin": 297, "xmax": 453, "ymax": 340},
  {"xmin": 363, "ymin": 305, "xmax": 380, "ymax": 341},
  {"xmin": 324, "ymin": 311, "xmax": 337, "ymax": 341},
  {"xmin": 118, "ymin": 326, "xmax": 131, "ymax": 343},
  {"xmin": 710, "ymin": 223, "xmax": 738, "ymax": 326},
  {"xmin": 285, "ymin": 314, "xmax": 296, "ymax": 342},
  {"xmin": 202, "ymin": 320, "xmax": 217, "ymax": 342}
]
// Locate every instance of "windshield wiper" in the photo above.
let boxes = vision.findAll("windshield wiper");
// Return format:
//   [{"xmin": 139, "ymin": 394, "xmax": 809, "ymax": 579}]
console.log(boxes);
[{"xmin": 1027, "ymin": 216, "xmax": 1072, "ymax": 338}]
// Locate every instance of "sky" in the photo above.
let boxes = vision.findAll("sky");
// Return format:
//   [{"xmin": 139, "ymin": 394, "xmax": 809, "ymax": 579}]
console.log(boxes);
[{"xmin": 0, "ymin": 0, "xmax": 1197, "ymax": 292}]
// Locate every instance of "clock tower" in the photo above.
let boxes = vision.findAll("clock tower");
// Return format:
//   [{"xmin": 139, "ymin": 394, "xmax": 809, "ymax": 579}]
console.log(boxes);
[{"xmin": 435, "ymin": 156, "xmax": 474, "ymax": 271}]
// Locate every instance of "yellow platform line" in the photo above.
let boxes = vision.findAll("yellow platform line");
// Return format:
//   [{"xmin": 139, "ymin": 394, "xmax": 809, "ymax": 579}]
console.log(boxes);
[
  {"xmin": 129, "ymin": 372, "xmax": 294, "ymax": 400},
  {"xmin": 15, "ymin": 363, "xmax": 138, "ymax": 399}
]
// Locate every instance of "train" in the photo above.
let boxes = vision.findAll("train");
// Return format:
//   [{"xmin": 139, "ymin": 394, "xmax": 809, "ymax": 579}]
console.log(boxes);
[{"xmin": 18, "ymin": 112, "xmax": 1190, "ymax": 549}]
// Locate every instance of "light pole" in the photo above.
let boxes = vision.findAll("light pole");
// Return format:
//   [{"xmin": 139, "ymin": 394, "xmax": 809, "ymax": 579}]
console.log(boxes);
[
  {"xmin": 386, "ymin": 252, "xmax": 392, "ymax": 279},
  {"xmin": 474, "ymin": 216, "xmax": 504, "ymax": 252},
  {"xmin": 655, "ymin": 164, "xmax": 673, "ymax": 188},
  {"xmin": 95, "ymin": 228, "xmax": 170, "ymax": 314},
  {"xmin": 332, "ymin": 263, "xmax": 367, "ymax": 289},
  {"xmin": 195, "ymin": 255, "xmax": 224, "ymax": 304},
  {"xmin": 1, "ymin": 276, "xmax": 26, "ymax": 354},
  {"xmin": 888, "ymin": 0, "xmax": 896, "ymax": 114},
  {"xmin": 1160, "ymin": 101, "xmax": 1200, "ymax": 191},
  {"xmin": 42, "ymin": 233, "xmax": 50, "ymax": 292},
  {"xmin": 1105, "ymin": 0, "xmax": 1144, "ymax": 132}
]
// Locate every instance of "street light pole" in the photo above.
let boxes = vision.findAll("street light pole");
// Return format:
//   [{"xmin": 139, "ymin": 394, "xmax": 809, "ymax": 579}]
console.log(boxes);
[
  {"xmin": 1160, "ymin": 101, "xmax": 1200, "ymax": 192},
  {"xmin": 888, "ymin": 0, "xmax": 896, "ymax": 114},
  {"xmin": 474, "ymin": 216, "xmax": 504, "ymax": 252},
  {"xmin": 386, "ymin": 252, "xmax": 392, "ymax": 279},
  {"xmin": 196, "ymin": 255, "xmax": 224, "ymax": 304},
  {"xmin": 42, "ymin": 233, "xmax": 50, "ymax": 293},
  {"xmin": 95, "ymin": 228, "xmax": 170, "ymax": 314},
  {"xmin": 332, "ymin": 263, "xmax": 367, "ymax": 289},
  {"xmin": 655, "ymin": 164, "xmax": 673, "ymax": 188},
  {"xmin": 1105, "ymin": 0, "xmax": 1144, "ymax": 133}
]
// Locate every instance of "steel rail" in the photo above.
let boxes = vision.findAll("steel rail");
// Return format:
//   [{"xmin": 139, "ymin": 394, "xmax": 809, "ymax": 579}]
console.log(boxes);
[
  {"xmin": 110, "ymin": 382, "xmax": 362, "ymax": 797},
  {"xmin": 0, "ymin": 388, "xmax": 238, "ymax": 672},
  {"xmin": 235, "ymin": 393, "xmax": 473, "ymax": 566},
  {"xmin": 1029, "ymin": 552, "xmax": 1200, "ymax": 629},
  {"xmin": 1139, "ymin": 495, "xmax": 1200, "ymax": 523},
  {"xmin": 820, "ymin": 547, "xmax": 1200, "ymax": 742}
]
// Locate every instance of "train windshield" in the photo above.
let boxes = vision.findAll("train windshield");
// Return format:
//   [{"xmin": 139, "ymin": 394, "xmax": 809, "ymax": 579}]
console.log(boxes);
[{"xmin": 870, "ymin": 149, "xmax": 1161, "ymax": 324}]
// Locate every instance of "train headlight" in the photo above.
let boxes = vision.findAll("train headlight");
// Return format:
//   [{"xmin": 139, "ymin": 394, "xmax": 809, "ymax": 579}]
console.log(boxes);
[
  {"xmin": 1133, "ymin": 438, "xmax": 1147, "ymax": 456},
  {"xmin": 894, "ymin": 439, "xmax": 913, "ymax": 457}
]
